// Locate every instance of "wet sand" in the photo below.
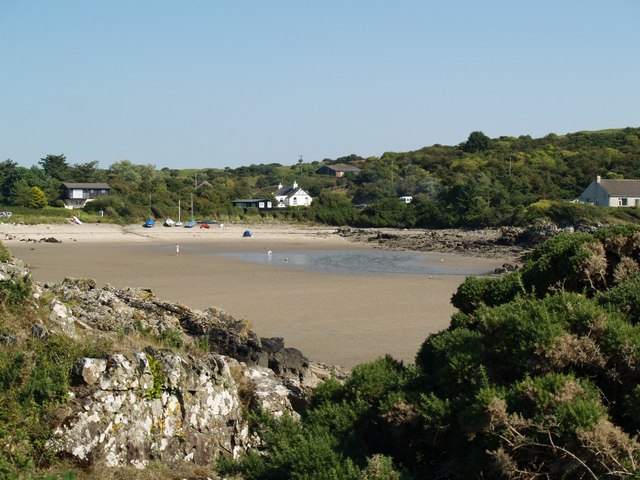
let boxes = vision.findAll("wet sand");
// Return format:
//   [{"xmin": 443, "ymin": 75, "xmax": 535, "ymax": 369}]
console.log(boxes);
[{"xmin": 3, "ymin": 223, "xmax": 507, "ymax": 368}]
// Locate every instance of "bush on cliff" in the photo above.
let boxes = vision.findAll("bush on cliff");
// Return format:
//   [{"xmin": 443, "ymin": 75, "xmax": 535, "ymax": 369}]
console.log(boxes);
[{"xmin": 217, "ymin": 357, "xmax": 407, "ymax": 479}]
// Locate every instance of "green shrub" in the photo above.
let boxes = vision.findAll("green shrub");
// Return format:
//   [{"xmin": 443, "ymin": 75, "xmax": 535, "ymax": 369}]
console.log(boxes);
[
  {"xmin": 0, "ymin": 276, "xmax": 32, "ymax": 308},
  {"xmin": 451, "ymin": 272, "xmax": 525, "ymax": 314},
  {"xmin": 475, "ymin": 297, "xmax": 570, "ymax": 383},
  {"xmin": 599, "ymin": 273, "xmax": 640, "ymax": 324},
  {"xmin": 144, "ymin": 354, "xmax": 165, "ymax": 400},
  {"xmin": 360, "ymin": 455, "xmax": 401, "ymax": 480},
  {"xmin": 0, "ymin": 242, "xmax": 12, "ymax": 262},
  {"xmin": 506, "ymin": 373, "xmax": 606, "ymax": 439},
  {"xmin": 217, "ymin": 412, "xmax": 360, "ymax": 479},
  {"xmin": 0, "ymin": 335, "xmax": 92, "ymax": 476},
  {"xmin": 415, "ymin": 328, "xmax": 488, "ymax": 399},
  {"xmin": 343, "ymin": 356, "xmax": 405, "ymax": 405},
  {"xmin": 520, "ymin": 231, "xmax": 595, "ymax": 295}
]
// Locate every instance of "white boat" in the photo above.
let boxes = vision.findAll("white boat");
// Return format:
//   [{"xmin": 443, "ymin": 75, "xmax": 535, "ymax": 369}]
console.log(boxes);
[
  {"xmin": 164, "ymin": 218, "xmax": 175, "ymax": 227},
  {"xmin": 175, "ymin": 199, "xmax": 183, "ymax": 227}
]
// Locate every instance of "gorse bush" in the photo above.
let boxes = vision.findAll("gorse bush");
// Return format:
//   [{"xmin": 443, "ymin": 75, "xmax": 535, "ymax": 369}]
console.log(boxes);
[
  {"xmin": 0, "ymin": 335, "xmax": 99, "ymax": 479},
  {"xmin": 218, "ymin": 357, "xmax": 409, "ymax": 479},
  {"xmin": 218, "ymin": 227, "xmax": 640, "ymax": 479}
]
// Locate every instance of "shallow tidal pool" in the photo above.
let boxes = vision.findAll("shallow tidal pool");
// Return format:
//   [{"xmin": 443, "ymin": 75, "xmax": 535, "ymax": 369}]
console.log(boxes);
[{"xmin": 219, "ymin": 249, "xmax": 494, "ymax": 276}]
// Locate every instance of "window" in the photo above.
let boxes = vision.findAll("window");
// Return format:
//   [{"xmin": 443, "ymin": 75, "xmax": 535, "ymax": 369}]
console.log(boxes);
[{"xmin": 619, "ymin": 198, "xmax": 628, "ymax": 206}]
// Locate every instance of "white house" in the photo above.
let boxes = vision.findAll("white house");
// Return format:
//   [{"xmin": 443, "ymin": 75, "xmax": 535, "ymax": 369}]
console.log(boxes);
[
  {"xmin": 274, "ymin": 181, "xmax": 313, "ymax": 208},
  {"xmin": 578, "ymin": 176, "xmax": 640, "ymax": 207},
  {"xmin": 399, "ymin": 195, "xmax": 413, "ymax": 204}
]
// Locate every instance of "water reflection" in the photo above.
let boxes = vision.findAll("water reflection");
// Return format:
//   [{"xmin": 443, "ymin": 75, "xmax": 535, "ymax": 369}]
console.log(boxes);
[{"xmin": 219, "ymin": 249, "xmax": 492, "ymax": 276}]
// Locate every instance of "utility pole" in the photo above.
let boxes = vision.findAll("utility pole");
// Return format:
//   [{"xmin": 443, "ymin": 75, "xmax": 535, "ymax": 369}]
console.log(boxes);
[{"xmin": 390, "ymin": 158, "xmax": 394, "ymax": 185}]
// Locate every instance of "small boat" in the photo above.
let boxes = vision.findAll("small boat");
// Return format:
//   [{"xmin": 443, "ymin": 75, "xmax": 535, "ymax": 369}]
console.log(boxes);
[
  {"xmin": 144, "ymin": 217, "xmax": 155, "ymax": 228},
  {"xmin": 164, "ymin": 218, "xmax": 175, "ymax": 227},
  {"xmin": 175, "ymin": 200, "xmax": 183, "ymax": 227},
  {"xmin": 201, "ymin": 219, "xmax": 218, "ymax": 225},
  {"xmin": 242, "ymin": 230, "xmax": 253, "ymax": 237},
  {"xmin": 184, "ymin": 195, "xmax": 196, "ymax": 228},
  {"xmin": 199, "ymin": 222, "xmax": 210, "ymax": 229}
]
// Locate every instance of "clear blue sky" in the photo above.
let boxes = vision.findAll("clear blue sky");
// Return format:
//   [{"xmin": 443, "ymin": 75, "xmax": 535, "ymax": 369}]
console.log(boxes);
[{"xmin": 1, "ymin": 1, "xmax": 638, "ymax": 170}]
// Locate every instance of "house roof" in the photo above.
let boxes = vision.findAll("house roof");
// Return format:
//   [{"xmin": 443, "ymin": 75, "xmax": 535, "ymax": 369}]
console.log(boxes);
[
  {"xmin": 275, "ymin": 186, "xmax": 305, "ymax": 198},
  {"xmin": 598, "ymin": 179, "xmax": 640, "ymax": 197},
  {"xmin": 61, "ymin": 182, "xmax": 111, "ymax": 189}
]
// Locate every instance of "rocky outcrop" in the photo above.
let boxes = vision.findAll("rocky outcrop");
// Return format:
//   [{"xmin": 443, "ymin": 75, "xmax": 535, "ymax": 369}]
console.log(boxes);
[
  {"xmin": 337, "ymin": 227, "xmax": 528, "ymax": 259},
  {"xmin": 336, "ymin": 222, "xmax": 602, "ymax": 260},
  {"xmin": 0, "ymin": 261, "xmax": 345, "ymax": 470},
  {"xmin": 41, "ymin": 278, "xmax": 329, "ymax": 397},
  {"xmin": 50, "ymin": 351, "xmax": 250, "ymax": 468}
]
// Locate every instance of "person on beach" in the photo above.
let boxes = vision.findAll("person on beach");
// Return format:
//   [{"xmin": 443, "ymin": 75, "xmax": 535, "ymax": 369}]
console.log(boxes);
[{"xmin": 176, "ymin": 244, "xmax": 180, "ymax": 255}]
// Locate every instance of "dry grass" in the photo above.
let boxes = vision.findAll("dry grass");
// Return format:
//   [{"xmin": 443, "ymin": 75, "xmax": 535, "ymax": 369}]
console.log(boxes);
[{"xmin": 39, "ymin": 459, "xmax": 220, "ymax": 480}]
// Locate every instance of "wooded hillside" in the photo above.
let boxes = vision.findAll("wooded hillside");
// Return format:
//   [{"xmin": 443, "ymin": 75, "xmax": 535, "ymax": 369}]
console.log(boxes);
[{"xmin": 2, "ymin": 127, "xmax": 640, "ymax": 228}]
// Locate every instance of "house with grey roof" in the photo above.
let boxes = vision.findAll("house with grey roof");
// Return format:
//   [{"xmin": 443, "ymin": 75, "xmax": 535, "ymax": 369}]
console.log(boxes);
[
  {"xmin": 60, "ymin": 182, "xmax": 111, "ymax": 209},
  {"xmin": 577, "ymin": 176, "xmax": 640, "ymax": 207},
  {"xmin": 315, "ymin": 164, "xmax": 361, "ymax": 177},
  {"xmin": 274, "ymin": 181, "xmax": 313, "ymax": 208}
]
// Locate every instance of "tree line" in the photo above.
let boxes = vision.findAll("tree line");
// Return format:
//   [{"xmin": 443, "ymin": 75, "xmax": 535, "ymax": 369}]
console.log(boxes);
[{"xmin": 2, "ymin": 127, "xmax": 640, "ymax": 227}]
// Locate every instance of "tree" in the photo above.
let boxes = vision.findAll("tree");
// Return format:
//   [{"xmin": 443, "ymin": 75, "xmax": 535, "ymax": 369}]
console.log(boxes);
[
  {"xmin": 9, "ymin": 179, "xmax": 32, "ymax": 206},
  {"xmin": 463, "ymin": 131, "xmax": 492, "ymax": 153},
  {"xmin": 28, "ymin": 186, "xmax": 48, "ymax": 208},
  {"xmin": 0, "ymin": 159, "xmax": 18, "ymax": 202},
  {"xmin": 70, "ymin": 161, "xmax": 100, "ymax": 182},
  {"xmin": 39, "ymin": 154, "xmax": 70, "ymax": 181}
]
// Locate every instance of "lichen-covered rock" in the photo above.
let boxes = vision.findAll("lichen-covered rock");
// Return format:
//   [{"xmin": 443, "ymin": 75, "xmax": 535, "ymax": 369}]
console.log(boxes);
[
  {"xmin": 0, "ymin": 256, "xmax": 29, "ymax": 282},
  {"xmin": 48, "ymin": 299, "xmax": 76, "ymax": 337},
  {"xmin": 50, "ymin": 351, "xmax": 251, "ymax": 468},
  {"xmin": 43, "ymin": 279, "xmax": 332, "ymax": 405},
  {"xmin": 242, "ymin": 363, "xmax": 300, "ymax": 420}
]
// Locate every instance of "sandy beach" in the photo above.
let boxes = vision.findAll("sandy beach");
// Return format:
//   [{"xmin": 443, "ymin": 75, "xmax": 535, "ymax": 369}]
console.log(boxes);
[{"xmin": 1, "ymin": 222, "xmax": 508, "ymax": 368}]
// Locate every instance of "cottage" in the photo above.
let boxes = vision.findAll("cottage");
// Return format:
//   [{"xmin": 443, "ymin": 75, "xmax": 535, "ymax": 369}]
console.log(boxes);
[
  {"xmin": 399, "ymin": 196, "xmax": 413, "ymax": 204},
  {"xmin": 232, "ymin": 198, "xmax": 273, "ymax": 210},
  {"xmin": 60, "ymin": 182, "xmax": 111, "ymax": 209},
  {"xmin": 577, "ymin": 176, "xmax": 640, "ymax": 207},
  {"xmin": 315, "ymin": 164, "xmax": 361, "ymax": 177},
  {"xmin": 274, "ymin": 181, "xmax": 313, "ymax": 208}
]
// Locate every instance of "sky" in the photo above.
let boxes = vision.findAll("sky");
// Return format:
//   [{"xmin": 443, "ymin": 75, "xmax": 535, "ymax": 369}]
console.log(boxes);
[{"xmin": 1, "ymin": 1, "xmax": 638, "ymax": 170}]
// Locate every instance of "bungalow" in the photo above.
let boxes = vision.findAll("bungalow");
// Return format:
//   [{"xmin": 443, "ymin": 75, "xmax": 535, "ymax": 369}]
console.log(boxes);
[
  {"xmin": 577, "ymin": 176, "xmax": 640, "ymax": 207},
  {"xmin": 232, "ymin": 198, "xmax": 273, "ymax": 210},
  {"xmin": 60, "ymin": 182, "xmax": 111, "ymax": 209},
  {"xmin": 274, "ymin": 181, "xmax": 313, "ymax": 208},
  {"xmin": 315, "ymin": 164, "xmax": 361, "ymax": 177}
]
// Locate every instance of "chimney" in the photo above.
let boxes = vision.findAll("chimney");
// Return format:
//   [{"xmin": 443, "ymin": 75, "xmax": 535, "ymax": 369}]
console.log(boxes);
[
  {"xmin": 278, "ymin": 182, "xmax": 283, "ymax": 189},
  {"xmin": 596, "ymin": 175, "xmax": 601, "ymax": 184},
  {"xmin": 293, "ymin": 180, "xmax": 298, "ymax": 188}
]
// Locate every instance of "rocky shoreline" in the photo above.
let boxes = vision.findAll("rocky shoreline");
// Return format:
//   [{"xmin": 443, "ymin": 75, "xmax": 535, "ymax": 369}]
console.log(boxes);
[{"xmin": 335, "ymin": 222, "xmax": 597, "ymax": 262}]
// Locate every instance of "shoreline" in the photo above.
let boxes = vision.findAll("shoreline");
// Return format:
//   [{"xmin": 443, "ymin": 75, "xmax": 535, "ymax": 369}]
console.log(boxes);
[{"xmin": 3, "ymin": 222, "xmax": 513, "ymax": 368}]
